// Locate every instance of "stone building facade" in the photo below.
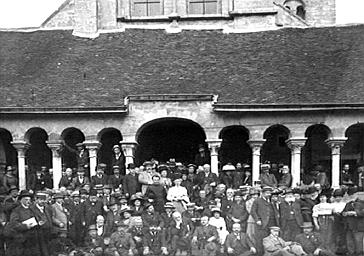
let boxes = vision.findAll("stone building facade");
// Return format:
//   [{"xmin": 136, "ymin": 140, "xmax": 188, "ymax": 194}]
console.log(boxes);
[{"xmin": 1, "ymin": 0, "xmax": 364, "ymax": 190}]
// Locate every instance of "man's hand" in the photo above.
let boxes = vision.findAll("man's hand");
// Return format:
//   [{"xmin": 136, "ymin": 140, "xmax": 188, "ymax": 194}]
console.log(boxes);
[
  {"xmin": 227, "ymin": 247, "xmax": 234, "ymax": 254},
  {"xmin": 143, "ymin": 247, "xmax": 149, "ymax": 255},
  {"xmin": 134, "ymin": 236, "xmax": 142, "ymax": 242},
  {"xmin": 161, "ymin": 247, "xmax": 168, "ymax": 255},
  {"xmin": 250, "ymin": 247, "xmax": 257, "ymax": 254},
  {"xmin": 256, "ymin": 220, "xmax": 262, "ymax": 226},
  {"xmin": 192, "ymin": 236, "xmax": 198, "ymax": 243},
  {"xmin": 313, "ymin": 248, "xmax": 321, "ymax": 255},
  {"xmin": 59, "ymin": 222, "xmax": 65, "ymax": 228}
]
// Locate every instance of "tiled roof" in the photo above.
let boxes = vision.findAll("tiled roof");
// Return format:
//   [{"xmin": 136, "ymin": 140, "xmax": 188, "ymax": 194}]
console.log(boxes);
[{"xmin": 0, "ymin": 25, "xmax": 363, "ymax": 108}]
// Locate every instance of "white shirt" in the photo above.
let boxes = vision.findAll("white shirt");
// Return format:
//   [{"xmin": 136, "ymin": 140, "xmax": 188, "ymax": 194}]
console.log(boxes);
[{"xmin": 167, "ymin": 186, "xmax": 190, "ymax": 202}]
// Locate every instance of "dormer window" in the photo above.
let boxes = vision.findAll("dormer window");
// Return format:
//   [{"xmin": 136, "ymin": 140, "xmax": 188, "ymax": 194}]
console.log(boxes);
[{"xmin": 283, "ymin": 0, "xmax": 305, "ymax": 19}]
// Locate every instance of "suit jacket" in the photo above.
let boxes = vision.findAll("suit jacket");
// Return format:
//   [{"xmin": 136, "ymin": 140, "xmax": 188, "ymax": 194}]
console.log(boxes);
[
  {"xmin": 71, "ymin": 176, "xmax": 90, "ymax": 190},
  {"xmin": 295, "ymin": 232, "xmax": 323, "ymax": 254},
  {"xmin": 263, "ymin": 234, "xmax": 290, "ymax": 256},
  {"xmin": 59, "ymin": 175, "xmax": 74, "ymax": 189},
  {"xmin": 251, "ymin": 197, "xmax": 278, "ymax": 229},
  {"xmin": 51, "ymin": 203, "xmax": 68, "ymax": 232},
  {"xmin": 123, "ymin": 173, "xmax": 140, "ymax": 196},
  {"xmin": 91, "ymin": 174, "xmax": 109, "ymax": 187},
  {"xmin": 108, "ymin": 174, "xmax": 123, "ymax": 189},
  {"xmin": 278, "ymin": 173, "xmax": 292, "ymax": 188},
  {"xmin": 280, "ymin": 201, "xmax": 303, "ymax": 229},
  {"xmin": 227, "ymin": 201, "xmax": 249, "ymax": 231},
  {"xmin": 225, "ymin": 232, "xmax": 254, "ymax": 253},
  {"xmin": 259, "ymin": 173, "xmax": 278, "ymax": 187},
  {"xmin": 111, "ymin": 154, "xmax": 126, "ymax": 175}
]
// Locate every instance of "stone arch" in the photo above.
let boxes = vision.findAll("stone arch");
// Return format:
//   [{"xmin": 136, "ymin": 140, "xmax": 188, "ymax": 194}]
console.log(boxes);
[
  {"xmin": 219, "ymin": 125, "xmax": 251, "ymax": 165},
  {"xmin": 24, "ymin": 127, "xmax": 52, "ymax": 173},
  {"xmin": 342, "ymin": 123, "xmax": 364, "ymax": 168},
  {"xmin": 303, "ymin": 124, "xmax": 332, "ymax": 173},
  {"xmin": 262, "ymin": 124, "xmax": 291, "ymax": 171},
  {"xmin": 61, "ymin": 127, "xmax": 86, "ymax": 169},
  {"xmin": 135, "ymin": 117, "xmax": 207, "ymax": 165},
  {"xmin": 0, "ymin": 128, "xmax": 16, "ymax": 170},
  {"xmin": 97, "ymin": 128, "xmax": 123, "ymax": 175}
]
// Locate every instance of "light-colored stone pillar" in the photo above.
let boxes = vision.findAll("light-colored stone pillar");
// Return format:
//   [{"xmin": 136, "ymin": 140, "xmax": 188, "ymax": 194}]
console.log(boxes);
[
  {"xmin": 46, "ymin": 141, "xmax": 63, "ymax": 189},
  {"xmin": 11, "ymin": 141, "xmax": 29, "ymax": 190},
  {"xmin": 248, "ymin": 140, "xmax": 266, "ymax": 185},
  {"xmin": 326, "ymin": 138, "xmax": 347, "ymax": 188},
  {"xmin": 286, "ymin": 138, "xmax": 306, "ymax": 187},
  {"xmin": 84, "ymin": 141, "xmax": 101, "ymax": 177},
  {"xmin": 121, "ymin": 141, "xmax": 138, "ymax": 173},
  {"xmin": 206, "ymin": 139, "xmax": 222, "ymax": 176}
]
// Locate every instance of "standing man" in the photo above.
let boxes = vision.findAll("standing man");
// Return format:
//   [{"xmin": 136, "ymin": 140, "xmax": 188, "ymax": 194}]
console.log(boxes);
[
  {"xmin": 110, "ymin": 145, "xmax": 126, "ymax": 176},
  {"xmin": 7, "ymin": 190, "xmax": 44, "ymax": 256},
  {"xmin": 250, "ymin": 186, "xmax": 277, "ymax": 255},
  {"xmin": 71, "ymin": 167, "xmax": 90, "ymax": 190},
  {"xmin": 194, "ymin": 145, "xmax": 210, "ymax": 167},
  {"xmin": 280, "ymin": 189, "xmax": 303, "ymax": 241},
  {"xmin": 91, "ymin": 164, "xmax": 109, "ymax": 188},
  {"xmin": 51, "ymin": 193, "xmax": 69, "ymax": 238},
  {"xmin": 62, "ymin": 141, "xmax": 89, "ymax": 171},
  {"xmin": 108, "ymin": 165, "xmax": 123, "ymax": 190},
  {"xmin": 123, "ymin": 163, "xmax": 140, "ymax": 198}
]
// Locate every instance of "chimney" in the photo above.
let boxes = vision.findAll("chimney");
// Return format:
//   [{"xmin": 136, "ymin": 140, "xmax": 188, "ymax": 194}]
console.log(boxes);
[{"xmin": 72, "ymin": 0, "xmax": 99, "ymax": 38}]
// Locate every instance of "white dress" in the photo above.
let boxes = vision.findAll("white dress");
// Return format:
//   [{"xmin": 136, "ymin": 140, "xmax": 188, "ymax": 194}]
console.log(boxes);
[
  {"xmin": 209, "ymin": 216, "xmax": 229, "ymax": 244},
  {"xmin": 167, "ymin": 185, "xmax": 190, "ymax": 213}
]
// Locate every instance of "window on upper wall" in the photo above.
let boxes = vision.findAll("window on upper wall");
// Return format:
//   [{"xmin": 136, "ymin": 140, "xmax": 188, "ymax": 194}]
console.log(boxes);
[
  {"xmin": 188, "ymin": 0, "xmax": 219, "ymax": 15},
  {"xmin": 132, "ymin": 0, "xmax": 163, "ymax": 17}
]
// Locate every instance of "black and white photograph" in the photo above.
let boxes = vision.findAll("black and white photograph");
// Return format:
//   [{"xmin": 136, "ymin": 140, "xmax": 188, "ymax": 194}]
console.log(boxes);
[{"xmin": 0, "ymin": 0, "xmax": 364, "ymax": 255}]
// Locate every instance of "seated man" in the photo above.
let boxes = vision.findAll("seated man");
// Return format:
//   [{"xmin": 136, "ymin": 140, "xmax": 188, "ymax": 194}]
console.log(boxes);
[
  {"xmin": 225, "ymin": 223, "xmax": 257, "ymax": 256},
  {"xmin": 295, "ymin": 223, "xmax": 336, "ymax": 256},
  {"xmin": 263, "ymin": 226, "xmax": 306, "ymax": 256},
  {"xmin": 192, "ymin": 215, "xmax": 219, "ymax": 256}
]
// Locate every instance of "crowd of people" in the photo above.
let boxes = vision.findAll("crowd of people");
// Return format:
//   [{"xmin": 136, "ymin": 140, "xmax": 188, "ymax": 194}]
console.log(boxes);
[{"xmin": 0, "ymin": 143, "xmax": 364, "ymax": 256}]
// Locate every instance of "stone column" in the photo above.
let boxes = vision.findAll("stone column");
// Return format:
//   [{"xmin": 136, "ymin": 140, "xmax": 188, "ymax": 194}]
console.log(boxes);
[
  {"xmin": 248, "ymin": 140, "xmax": 266, "ymax": 185},
  {"xmin": 326, "ymin": 138, "xmax": 347, "ymax": 188},
  {"xmin": 206, "ymin": 139, "xmax": 222, "ymax": 176},
  {"xmin": 286, "ymin": 138, "xmax": 306, "ymax": 187},
  {"xmin": 121, "ymin": 141, "xmax": 138, "ymax": 174},
  {"xmin": 84, "ymin": 141, "xmax": 101, "ymax": 177},
  {"xmin": 11, "ymin": 141, "xmax": 29, "ymax": 190},
  {"xmin": 46, "ymin": 141, "xmax": 63, "ymax": 189}
]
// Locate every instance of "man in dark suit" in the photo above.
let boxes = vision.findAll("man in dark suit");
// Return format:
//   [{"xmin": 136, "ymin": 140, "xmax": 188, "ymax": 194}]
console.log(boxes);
[
  {"xmin": 280, "ymin": 189, "xmax": 303, "ymax": 241},
  {"xmin": 91, "ymin": 164, "xmax": 109, "ymax": 188},
  {"xmin": 295, "ymin": 223, "xmax": 336, "ymax": 256},
  {"xmin": 225, "ymin": 223, "xmax": 257, "ymax": 256},
  {"xmin": 71, "ymin": 168, "xmax": 90, "ymax": 190},
  {"xmin": 250, "ymin": 186, "xmax": 278, "ymax": 255},
  {"xmin": 108, "ymin": 165, "xmax": 123, "ymax": 190},
  {"xmin": 123, "ymin": 163, "xmax": 141, "ymax": 198},
  {"xmin": 110, "ymin": 145, "xmax": 126, "ymax": 176}
]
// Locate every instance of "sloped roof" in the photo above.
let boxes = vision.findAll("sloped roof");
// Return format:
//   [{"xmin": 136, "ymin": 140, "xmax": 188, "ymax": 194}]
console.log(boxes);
[{"xmin": 0, "ymin": 25, "xmax": 363, "ymax": 108}]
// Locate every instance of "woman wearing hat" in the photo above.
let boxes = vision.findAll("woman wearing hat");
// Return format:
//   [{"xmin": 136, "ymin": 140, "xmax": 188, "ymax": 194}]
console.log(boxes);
[
  {"xmin": 3, "ymin": 166, "xmax": 18, "ymax": 193},
  {"xmin": 209, "ymin": 207, "xmax": 229, "ymax": 245},
  {"xmin": 130, "ymin": 193, "xmax": 145, "ymax": 216},
  {"xmin": 167, "ymin": 177, "xmax": 190, "ymax": 214},
  {"xmin": 111, "ymin": 144, "xmax": 126, "ymax": 176}
]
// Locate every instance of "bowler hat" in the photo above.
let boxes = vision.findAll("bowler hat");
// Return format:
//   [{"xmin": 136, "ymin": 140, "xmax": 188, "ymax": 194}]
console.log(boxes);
[
  {"xmin": 18, "ymin": 190, "xmax": 33, "ymax": 200},
  {"xmin": 112, "ymin": 166, "xmax": 120, "ymax": 170},
  {"xmin": 8, "ymin": 185, "xmax": 19, "ymax": 193},
  {"xmin": 35, "ymin": 191, "xmax": 48, "ymax": 200}
]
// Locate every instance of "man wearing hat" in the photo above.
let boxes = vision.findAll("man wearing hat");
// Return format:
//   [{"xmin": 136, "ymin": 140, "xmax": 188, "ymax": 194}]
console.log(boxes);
[
  {"xmin": 139, "ymin": 161, "xmax": 159, "ymax": 195},
  {"xmin": 295, "ymin": 223, "xmax": 335, "ymax": 256},
  {"xmin": 194, "ymin": 144, "xmax": 210, "ymax": 167},
  {"xmin": 227, "ymin": 191, "xmax": 249, "ymax": 233},
  {"xmin": 104, "ymin": 196, "xmax": 121, "ymax": 236},
  {"xmin": 28, "ymin": 168, "xmax": 47, "ymax": 192},
  {"xmin": 111, "ymin": 144, "xmax": 126, "ymax": 176},
  {"xmin": 161, "ymin": 202, "xmax": 176, "ymax": 228},
  {"xmin": 59, "ymin": 167, "xmax": 74, "ymax": 190},
  {"xmin": 145, "ymin": 174, "xmax": 167, "ymax": 213},
  {"xmin": 3, "ymin": 185, "xmax": 19, "ymax": 220},
  {"xmin": 61, "ymin": 140, "xmax": 90, "ymax": 170},
  {"xmin": 108, "ymin": 165, "xmax": 123, "ymax": 190},
  {"xmin": 71, "ymin": 167, "xmax": 90, "ymax": 190},
  {"xmin": 123, "ymin": 163, "xmax": 141, "ymax": 198},
  {"xmin": 6, "ymin": 190, "xmax": 45, "ymax": 256},
  {"xmin": 31, "ymin": 191, "xmax": 53, "ymax": 254},
  {"xmin": 259, "ymin": 164, "xmax": 278, "ymax": 188},
  {"xmin": 68, "ymin": 190, "xmax": 86, "ymax": 246},
  {"xmin": 221, "ymin": 163, "xmax": 236, "ymax": 188},
  {"xmin": 91, "ymin": 164, "xmax": 109, "ymax": 188},
  {"xmin": 251, "ymin": 186, "xmax": 278, "ymax": 255},
  {"xmin": 51, "ymin": 192, "xmax": 68, "ymax": 237},
  {"xmin": 83, "ymin": 189, "xmax": 103, "ymax": 228},
  {"xmin": 263, "ymin": 226, "xmax": 306, "ymax": 256},
  {"xmin": 182, "ymin": 203, "xmax": 201, "ymax": 233},
  {"xmin": 280, "ymin": 189, "xmax": 304, "ymax": 241}
]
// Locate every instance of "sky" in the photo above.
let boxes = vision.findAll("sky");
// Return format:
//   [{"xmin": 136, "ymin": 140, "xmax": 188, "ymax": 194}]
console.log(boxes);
[{"xmin": 0, "ymin": 0, "xmax": 364, "ymax": 28}]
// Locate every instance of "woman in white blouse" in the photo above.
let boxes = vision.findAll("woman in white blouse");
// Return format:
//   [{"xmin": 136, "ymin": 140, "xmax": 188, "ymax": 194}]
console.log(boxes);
[
  {"xmin": 209, "ymin": 208, "xmax": 228, "ymax": 245},
  {"xmin": 167, "ymin": 178, "xmax": 190, "ymax": 213}
]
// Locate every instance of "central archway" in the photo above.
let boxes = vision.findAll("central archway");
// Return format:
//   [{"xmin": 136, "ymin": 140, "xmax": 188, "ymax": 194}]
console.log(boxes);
[{"xmin": 135, "ymin": 118, "xmax": 207, "ymax": 165}]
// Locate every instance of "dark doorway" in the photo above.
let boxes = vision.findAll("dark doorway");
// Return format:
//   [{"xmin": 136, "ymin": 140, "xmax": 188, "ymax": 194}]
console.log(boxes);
[
  {"xmin": 97, "ymin": 128, "xmax": 123, "ymax": 175},
  {"xmin": 25, "ymin": 128, "xmax": 52, "ymax": 173},
  {"xmin": 342, "ymin": 124, "xmax": 364, "ymax": 167},
  {"xmin": 61, "ymin": 128, "xmax": 85, "ymax": 169},
  {"xmin": 0, "ymin": 129, "xmax": 16, "ymax": 170},
  {"xmin": 219, "ymin": 126, "xmax": 251, "ymax": 165},
  {"xmin": 136, "ymin": 118, "xmax": 206, "ymax": 165},
  {"xmin": 303, "ymin": 124, "xmax": 331, "ymax": 173},
  {"xmin": 262, "ymin": 125, "xmax": 291, "ymax": 166}
]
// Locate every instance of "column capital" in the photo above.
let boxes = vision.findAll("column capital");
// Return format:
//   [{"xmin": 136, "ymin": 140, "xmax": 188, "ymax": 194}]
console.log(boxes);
[
  {"xmin": 120, "ymin": 141, "xmax": 138, "ymax": 148},
  {"xmin": 326, "ymin": 137, "xmax": 347, "ymax": 155},
  {"xmin": 83, "ymin": 141, "xmax": 102, "ymax": 150},
  {"xmin": 11, "ymin": 141, "xmax": 30, "ymax": 156},
  {"xmin": 206, "ymin": 139, "xmax": 222, "ymax": 155},
  {"xmin": 248, "ymin": 139, "xmax": 266, "ymax": 149},
  {"xmin": 46, "ymin": 140, "xmax": 63, "ymax": 157},
  {"xmin": 286, "ymin": 137, "xmax": 307, "ymax": 152}
]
